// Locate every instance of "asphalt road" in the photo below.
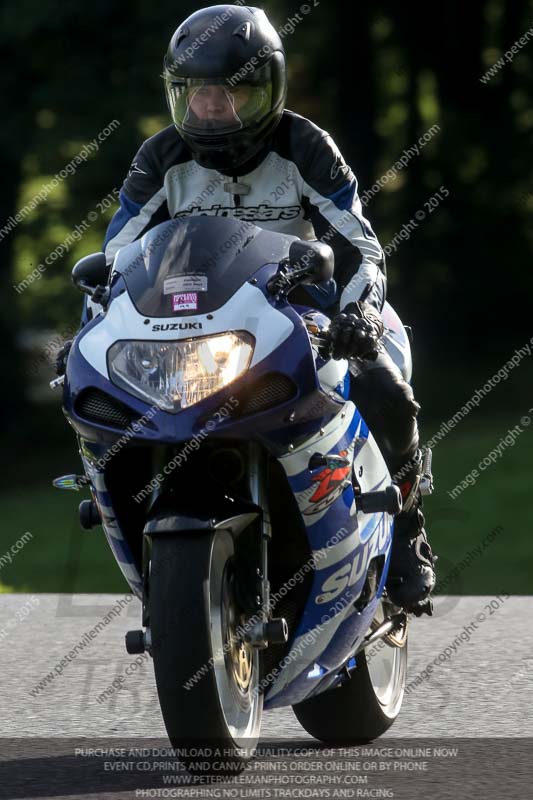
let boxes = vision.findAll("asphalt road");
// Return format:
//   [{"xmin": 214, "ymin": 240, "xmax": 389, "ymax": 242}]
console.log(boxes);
[{"xmin": 1, "ymin": 594, "xmax": 532, "ymax": 799}]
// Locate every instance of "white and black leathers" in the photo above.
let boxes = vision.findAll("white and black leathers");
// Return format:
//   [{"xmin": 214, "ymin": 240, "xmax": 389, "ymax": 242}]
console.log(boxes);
[{"xmin": 103, "ymin": 109, "xmax": 386, "ymax": 312}]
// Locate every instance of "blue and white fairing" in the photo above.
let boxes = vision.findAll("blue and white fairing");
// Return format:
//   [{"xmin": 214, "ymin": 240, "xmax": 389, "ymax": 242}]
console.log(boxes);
[
  {"xmin": 263, "ymin": 403, "xmax": 393, "ymax": 708},
  {"xmin": 80, "ymin": 445, "xmax": 144, "ymax": 598},
  {"xmin": 63, "ymin": 216, "xmax": 395, "ymax": 706}
]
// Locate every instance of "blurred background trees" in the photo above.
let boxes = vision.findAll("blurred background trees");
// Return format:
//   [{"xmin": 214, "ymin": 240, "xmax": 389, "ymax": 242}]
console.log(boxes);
[{"xmin": 1, "ymin": 0, "xmax": 532, "ymax": 592}]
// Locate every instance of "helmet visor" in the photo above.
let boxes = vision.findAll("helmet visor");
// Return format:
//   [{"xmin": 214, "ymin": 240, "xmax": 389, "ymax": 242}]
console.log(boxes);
[{"xmin": 166, "ymin": 65, "xmax": 274, "ymax": 137}]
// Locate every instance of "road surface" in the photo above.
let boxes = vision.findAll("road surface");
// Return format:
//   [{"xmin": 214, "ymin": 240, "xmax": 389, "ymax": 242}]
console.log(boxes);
[{"xmin": 1, "ymin": 594, "xmax": 532, "ymax": 799}]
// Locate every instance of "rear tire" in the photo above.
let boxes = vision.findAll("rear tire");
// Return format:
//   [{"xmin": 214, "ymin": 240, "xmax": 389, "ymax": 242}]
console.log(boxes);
[
  {"xmin": 150, "ymin": 532, "xmax": 263, "ymax": 772},
  {"xmin": 292, "ymin": 599, "xmax": 407, "ymax": 742}
]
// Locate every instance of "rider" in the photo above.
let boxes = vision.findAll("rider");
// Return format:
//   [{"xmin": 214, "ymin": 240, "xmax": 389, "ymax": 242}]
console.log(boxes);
[{"xmin": 90, "ymin": 5, "xmax": 437, "ymax": 615}]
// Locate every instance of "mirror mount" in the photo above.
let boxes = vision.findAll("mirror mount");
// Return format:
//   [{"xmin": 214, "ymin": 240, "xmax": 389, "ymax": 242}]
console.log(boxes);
[
  {"xmin": 72, "ymin": 253, "xmax": 111, "ymax": 308},
  {"xmin": 267, "ymin": 240, "xmax": 335, "ymax": 295}
]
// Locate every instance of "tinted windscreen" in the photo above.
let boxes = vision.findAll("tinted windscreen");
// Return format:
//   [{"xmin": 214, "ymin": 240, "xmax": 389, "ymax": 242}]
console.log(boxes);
[{"xmin": 113, "ymin": 217, "xmax": 297, "ymax": 317}]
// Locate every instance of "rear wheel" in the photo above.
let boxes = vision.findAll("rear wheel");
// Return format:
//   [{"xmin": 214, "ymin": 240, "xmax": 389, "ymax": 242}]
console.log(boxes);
[
  {"xmin": 150, "ymin": 532, "xmax": 263, "ymax": 772},
  {"xmin": 292, "ymin": 598, "xmax": 407, "ymax": 742}
]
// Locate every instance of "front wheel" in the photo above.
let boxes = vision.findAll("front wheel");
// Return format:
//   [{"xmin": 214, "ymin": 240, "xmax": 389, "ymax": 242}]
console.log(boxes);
[
  {"xmin": 150, "ymin": 531, "xmax": 263, "ymax": 770},
  {"xmin": 292, "ymin": 598, "xmax": 407, "ymax": 742}
]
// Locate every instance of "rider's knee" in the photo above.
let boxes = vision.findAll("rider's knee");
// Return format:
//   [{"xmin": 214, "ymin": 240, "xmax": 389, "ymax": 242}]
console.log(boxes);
[
  {"xmin": 351, "ymin": 364, "xmax": 420, "ymax": 424},
  {"xmin": 387, "ymin": 376, "xmax": 420, "ymax": 423}
]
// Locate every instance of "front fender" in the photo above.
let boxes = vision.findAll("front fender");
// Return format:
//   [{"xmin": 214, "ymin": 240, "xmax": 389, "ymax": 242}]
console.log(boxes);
[{"xmin": 144, "ymin": 503, "xmax": 259, "ymax": 537}]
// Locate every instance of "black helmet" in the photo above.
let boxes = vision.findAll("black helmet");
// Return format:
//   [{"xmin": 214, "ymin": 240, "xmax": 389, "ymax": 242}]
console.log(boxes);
[{"xmin": 163, "ymin": 5, "xmax": 287, "ymax": 172}]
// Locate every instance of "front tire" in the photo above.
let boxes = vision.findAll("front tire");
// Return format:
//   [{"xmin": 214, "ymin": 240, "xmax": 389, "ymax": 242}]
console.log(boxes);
[
  {"xmin": 150, "ymin": 532, "xmax": 263, "ymax": 770},
  {"xmin": 292, "ymin": 598, "xmax": 407, "ymax": 742}
]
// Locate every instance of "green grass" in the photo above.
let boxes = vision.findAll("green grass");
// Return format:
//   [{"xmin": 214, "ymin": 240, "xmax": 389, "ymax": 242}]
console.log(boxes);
[
  {"xmin": 423, "ymin": 413, "xmax": 533, "ymax": 594},
  {"xmin": 1, "ymin": 415, "xmax": 531, "ymax": 594},
  {"xmin": 0, "ymin": 487, "xmax": 128, "ymax": 593}
]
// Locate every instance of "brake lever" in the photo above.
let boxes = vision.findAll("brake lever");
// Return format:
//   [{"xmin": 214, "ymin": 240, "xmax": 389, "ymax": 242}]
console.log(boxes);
[{"xmin": 308, "ymin": 328, "xmax": 334, "ymax": 359}]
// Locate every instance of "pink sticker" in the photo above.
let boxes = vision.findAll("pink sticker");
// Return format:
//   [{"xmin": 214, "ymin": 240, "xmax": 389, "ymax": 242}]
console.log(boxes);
[{"xmin": 172, "ymin": 292, "xmax": 198, "ymax": 312}]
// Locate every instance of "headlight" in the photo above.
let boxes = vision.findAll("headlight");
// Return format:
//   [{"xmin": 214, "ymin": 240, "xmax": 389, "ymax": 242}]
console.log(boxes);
[{"xmin": 108, "ymin": 332, "xmax": 254, "ymax": 412}]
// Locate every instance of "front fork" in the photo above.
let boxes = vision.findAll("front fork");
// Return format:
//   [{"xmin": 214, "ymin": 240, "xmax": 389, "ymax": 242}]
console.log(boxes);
[
  {"xmin": 243, "ymin": 444, "xmax": 288, "ymax": 648},
  {"xmin": 126, "ymin": 443, "xmax": 288, "ymax": 656},
  {"xmin": 249, "ymin": 443, "xmax": 271, "ymax": 623}
]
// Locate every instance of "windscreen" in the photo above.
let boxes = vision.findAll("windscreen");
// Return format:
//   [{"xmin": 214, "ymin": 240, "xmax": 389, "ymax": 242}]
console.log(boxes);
[{"xmin": 113, "ymin": 217, "xmax": 297, "ymax": 317}]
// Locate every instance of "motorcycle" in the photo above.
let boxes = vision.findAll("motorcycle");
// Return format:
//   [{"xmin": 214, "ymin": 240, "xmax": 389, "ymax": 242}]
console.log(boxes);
[{"xmin": 53, "ymin": 215, "xmax": 432, "ymax": 767}]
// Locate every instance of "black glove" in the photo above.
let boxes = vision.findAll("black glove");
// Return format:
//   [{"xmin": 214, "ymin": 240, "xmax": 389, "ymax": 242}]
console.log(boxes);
[
  {"xmin": 329, "ymin": 302, "xmax": 384, "ymax": 361},
  {"xmin": 55, "ymin": 340, "xmax": 72, "ymax": 376}
]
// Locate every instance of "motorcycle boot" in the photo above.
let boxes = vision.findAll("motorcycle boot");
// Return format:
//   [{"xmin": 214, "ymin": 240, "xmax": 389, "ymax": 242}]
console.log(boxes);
[{"xmin": 385, "ymin": 448, "xmax": 437, "ymax": 617}]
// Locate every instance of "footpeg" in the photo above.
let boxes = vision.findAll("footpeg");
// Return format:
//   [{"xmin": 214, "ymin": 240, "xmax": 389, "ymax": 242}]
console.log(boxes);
[
  {"xmin": 356, "ymin": 485, "xmax": 402, "ymax": 515},
  {"xmin": 125, "ymin": 629, "xmax": 152, "ymax": 654},
  {"xmin": 79, "ymin": 499, "xmax": 101, "ymax": 530}
]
